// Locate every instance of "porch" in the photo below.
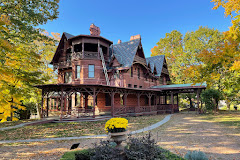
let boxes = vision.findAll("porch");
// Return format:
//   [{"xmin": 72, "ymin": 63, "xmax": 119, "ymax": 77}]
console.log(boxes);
[{"xmin": 36, "ymin": 84, "xmax": 180, "ymax": 120}]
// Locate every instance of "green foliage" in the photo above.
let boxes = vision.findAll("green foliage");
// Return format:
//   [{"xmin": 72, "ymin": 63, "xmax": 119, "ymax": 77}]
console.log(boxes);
[
  {"xmin": 151, "ymin": 26, "xmax": 222, "ymax": 84},
  {"xmin": 125, "ymin": 133, "xmax": 165, "ymax": 160},
  {"xmin": 201, "ymin": 89, "xmax": 223, "ymax": 111},
  {"xmin": 0, "ymin": 0, "xmax": 60, "ymax": 121},
  {"xmin": 184, "ymin": 150, "xmax": 208, "ymax": 160},
  {"xmin": 90, "ymin": 140, "xmax": 122, "ymax": 160}
]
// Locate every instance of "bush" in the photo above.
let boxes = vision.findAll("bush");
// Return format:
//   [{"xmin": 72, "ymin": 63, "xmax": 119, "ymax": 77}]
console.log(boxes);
[
  {"xmin": 75, "ymin": 149, "xmax": 93, "ymax": 160},
  {"xmin": 184, "ymin": 150, "xmax": 208, "ymax": 160},
  {"xmin": 90, "ymin": 140, "xmax": 123, "ymax": 160},
  {"xmin": 124, "ymin": 132, "xmax": 165, "ymax": 160}
]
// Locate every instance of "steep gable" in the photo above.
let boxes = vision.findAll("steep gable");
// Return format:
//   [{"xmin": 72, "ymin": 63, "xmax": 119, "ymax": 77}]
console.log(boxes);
[
  {"xmin": 146, "ymin": 55, "xmax": 165, "ymax": 76},
  {"xmin": 110, "ymin": 39, "xmax": 140, "ymax": 68},
  {"xmin": 50, "ymin": 32, "xmax": 74, "ymax": 64}
]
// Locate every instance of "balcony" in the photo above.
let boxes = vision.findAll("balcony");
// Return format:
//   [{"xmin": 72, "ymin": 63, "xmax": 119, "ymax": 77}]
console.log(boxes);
[
  {"xmin": 53, "ymin": 60, "xmax": 72, "ymax": 70},
  {"xmin": 72, "ymin": 51, "xmax": 98, "ymax": 60}
]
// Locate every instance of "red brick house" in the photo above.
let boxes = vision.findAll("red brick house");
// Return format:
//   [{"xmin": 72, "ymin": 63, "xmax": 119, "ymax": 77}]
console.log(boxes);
[{"xmin": 36, "ymin": 24, "xmax": 206, "ymax": 120}]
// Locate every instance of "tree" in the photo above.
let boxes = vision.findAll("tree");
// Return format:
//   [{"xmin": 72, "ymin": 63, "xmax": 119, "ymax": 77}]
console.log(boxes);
[
  {"xmin": 201, "ymin": 89, "xmax": 223, "ymax": 112},
  {"xmin": 0, "ymin": 0, "xmax": 60, "ymax": 122},
  {"xmin": 151, "ymin": 27, "xmax": 222, "ymax": 84},
  {"xmin": 212, "ymin": 0, "xmax": 240, "ymax": 40},
  {"xmin": 151, "ymin": 30, "xmax": 184, "ymax": 83},
  {"xmin": 186, "ymin": 36, "xmax": 240, "ymax": 110}
]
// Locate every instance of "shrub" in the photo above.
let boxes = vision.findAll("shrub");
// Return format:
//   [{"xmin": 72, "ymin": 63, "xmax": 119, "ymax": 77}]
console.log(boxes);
[
  {"xmin": 124, "ymin": 132, "xmax": 165, "ymax": 160},
  {"xmin": 90, "ymin": 140, "xmax": 123, "ymax": 160},
  {"xmin": 184, "ymin": 150, "xmax": 208, "ymax": 160},
  {"xmin": 75, "ymin": 149, "xmax": 93, "ymax": 160}
]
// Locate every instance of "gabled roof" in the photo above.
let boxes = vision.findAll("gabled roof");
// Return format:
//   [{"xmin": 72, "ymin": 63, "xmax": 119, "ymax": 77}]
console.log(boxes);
[
  {"xmin": 110, "ymin": 39, "xmax": 140, "ymax": 68},
  {"xmin": 146, "ymin": 55, "xmax": 165, "ymax": 76},
  {"xmin": 63, "ymin": 32, "xmax": 74, "ymax": 39}
]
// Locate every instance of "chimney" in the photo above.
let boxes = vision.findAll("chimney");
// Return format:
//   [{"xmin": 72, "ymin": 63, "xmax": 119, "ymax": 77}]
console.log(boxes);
[
  {"xmin": 118, "ymin": 39, "xmax": 122, "ymax": 44},
  {"xmin": 130, "ymin": 34, "xmax": 141, "ymax": 41},
  {"xmin": 90, "ymin": 24, "xmax": 100, "ymax": 36}
]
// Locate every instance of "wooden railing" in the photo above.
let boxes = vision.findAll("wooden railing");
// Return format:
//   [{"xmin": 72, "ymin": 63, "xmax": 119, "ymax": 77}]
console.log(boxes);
[
  {"xmin": 114, "ymin": 104, "xmax": 178, "ymax": 116},
  {"xmin": 53, "ymin": 60, "xmax": 72, "ymax": 70},
  {"xmin": 84, "ymin": 51, "xmax": 98, "ymax": 59}
]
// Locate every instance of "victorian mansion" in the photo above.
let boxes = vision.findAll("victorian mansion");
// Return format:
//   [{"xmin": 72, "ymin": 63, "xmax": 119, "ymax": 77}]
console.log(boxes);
[{"xmin": 36, "ymin": 24, "xmax": 206, "ymax": 120}]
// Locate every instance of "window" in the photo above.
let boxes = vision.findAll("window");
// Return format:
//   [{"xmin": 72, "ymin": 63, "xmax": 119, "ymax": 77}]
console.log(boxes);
[
  {"xmin": 75, "ymin": 65, "xmax": 81, "ymax": 79},
  {"xmin": 64, "ymin": 72, "xmax": 72, "ymax": 83},
  {"xmin": 134, "ymin": 85, "xmax": 137, "ymax": 88},
  {"xmin": 130, "ymin": 66, "xmax": 133, "ymax": 77},
  {"xmin": 128, "ymin": 84, "xmax": 132, "ymax": 88},
  {"xmin": 139, "ymin": 86, "xmax": 142, "ymax": 88},
  {"xmin": 105, "ymin": 93, "xmax": 111, "ymax": 106},
  {"xmin": 138, "ymin": 68, "xmax": 140, "ymax": 79},
  {"xmin": 88, "ymin": 65, "xmax": 95, "ymax": 78}
]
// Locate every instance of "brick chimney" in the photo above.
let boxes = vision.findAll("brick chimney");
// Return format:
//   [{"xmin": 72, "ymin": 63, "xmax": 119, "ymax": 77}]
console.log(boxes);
[
  {"xmin": 130, "ymin": 34, "xmax": 141, "ymax": 41},
  {"xmin": 118, "ymin": 39, "xmax": 122, "ymax": 44},
  {"xmin": 90, "ymin": 24, "xmax": 100, "ymax": 36}
]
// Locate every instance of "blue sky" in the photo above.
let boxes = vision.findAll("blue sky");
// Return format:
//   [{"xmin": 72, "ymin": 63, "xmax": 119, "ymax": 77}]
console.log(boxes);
[{"xmin": 40, "ymin": 0, "xmax": 231, "ymax": 57}]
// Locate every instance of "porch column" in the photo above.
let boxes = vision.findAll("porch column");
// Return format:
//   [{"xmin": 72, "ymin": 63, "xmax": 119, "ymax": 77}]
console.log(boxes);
[
  {"xmin": 111, "ymin": 92, "xmax": 115, "ymax": 117},
  {"xmin": 197, "ymin": 89, "xmax": 200, "ymax": 114},
  {"xmin": 56, "ymin": 98, "xmax": 59, "ymax": 111},
  {"xmin": 46, "ymin": 97, "xmax": 49, "ymax": 117},
  {"xmin": 97, "ymin": 39, "xmax": 100, "ymax": 59},
  {"xmin": 137, "ymin": 93, "xmax": 140, "ymax": 113},
  {"xmin": 171, "ymin": 92, "xmax": 174, "ymax": 114},
  {"xmin": 124, "ymin": 93, "xmax": 127, "ymax": 114},
  {"xmin": 93, "ymin": 88, "xmax": 96, "ymax": 118},
  {"xmin": 148, "ymin": 94, "xmax": 151, "ymax": 112},
  {"xmin": 60, "ymin": 87, "xmax": 64, "ymax": 121},
  {"xmin": 177, "ymin": 94, "xmax": 179, "ymax": 112},
  {"xmin": 41, "ymin": 89, "xmax": 44, "ymax": 118},
  {"xmin": 82, "ymin": 39, "xmax": 84, "ymax": 58}
]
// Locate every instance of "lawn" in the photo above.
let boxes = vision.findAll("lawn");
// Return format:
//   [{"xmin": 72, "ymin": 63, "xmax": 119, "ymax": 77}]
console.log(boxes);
[
  {"xmin": 201, "ymin": 111, "xmax": 240, "ymax": 130},
  {"xmin": 0, "ymin": 114, "xmax": 165, "ymax": 141},
  {"xmin": 0, "ymin": 119, "xmax": 39, "ymax": 128}
]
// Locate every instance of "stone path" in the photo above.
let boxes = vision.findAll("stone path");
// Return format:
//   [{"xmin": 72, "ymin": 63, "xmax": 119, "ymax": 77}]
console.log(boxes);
[{"xmin": 0, "ymin": 114, "xmax": 172, "ymax": 144}]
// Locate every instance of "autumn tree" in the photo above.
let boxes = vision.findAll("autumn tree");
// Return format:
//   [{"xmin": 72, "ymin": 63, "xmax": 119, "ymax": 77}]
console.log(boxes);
[{"xmin": 0, "ymin": 0, "xmax": 60, "ymax": 121}]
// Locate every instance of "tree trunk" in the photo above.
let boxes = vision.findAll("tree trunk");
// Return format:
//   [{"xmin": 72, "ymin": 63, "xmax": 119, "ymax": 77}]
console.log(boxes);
[
  {"xmin": 226, "ymin": 100, "xmax": 231, "ymax": 111},
  {"xmin": 187, "ymin": 96, "xmax": 193, "ymax": 108}
]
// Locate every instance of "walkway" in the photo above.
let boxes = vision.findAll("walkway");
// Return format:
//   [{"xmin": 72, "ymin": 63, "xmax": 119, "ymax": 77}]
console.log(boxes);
[{"xmin": 0, "ymin": 114, "xmax": 172, "ymax": 144}]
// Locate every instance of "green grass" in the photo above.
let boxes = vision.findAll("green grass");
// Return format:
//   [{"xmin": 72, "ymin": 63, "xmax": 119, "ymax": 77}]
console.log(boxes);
[
  {"xmin": 0, "ymin": 114, "xmax": 165, "ymax": 141},
  {"xmin": 202, "ymin": 111, "xmax": 240, "ymax": 129}
]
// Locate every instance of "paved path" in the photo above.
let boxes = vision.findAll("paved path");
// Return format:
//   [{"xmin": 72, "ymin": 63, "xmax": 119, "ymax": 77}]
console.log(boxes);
[
  {"xmin": 0, "ymin": 116, "xmax": 111, "ymax": 131},
  {"xmin": 0, "ymin": 114, "xmax": 172, "ymax": 144}
]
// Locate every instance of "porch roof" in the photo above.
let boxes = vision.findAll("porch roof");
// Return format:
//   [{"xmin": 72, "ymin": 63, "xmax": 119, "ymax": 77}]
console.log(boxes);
[{"xmin": 151, "ymin": 83, "xmax": 207, "ymax": 90}]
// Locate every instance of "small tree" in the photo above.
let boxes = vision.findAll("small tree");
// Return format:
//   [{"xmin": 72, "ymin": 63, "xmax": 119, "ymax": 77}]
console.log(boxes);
[{"xmin": 201, "ymin": 89, "xmax": 223, "ymax": 113}]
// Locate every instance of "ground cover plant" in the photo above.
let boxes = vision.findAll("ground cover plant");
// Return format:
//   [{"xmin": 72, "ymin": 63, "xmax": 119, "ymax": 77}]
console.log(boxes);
[
  {"xmin": 61, "ymin": 133, "xmax": 186, "ymax": 160},
  {"xmin": 0, "ymin": 114, "xmax": 165, "ymax": 141}
]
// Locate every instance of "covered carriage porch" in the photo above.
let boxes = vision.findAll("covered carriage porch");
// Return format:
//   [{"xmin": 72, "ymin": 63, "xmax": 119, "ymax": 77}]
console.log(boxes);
[
  {"xmin": 36, "ymin": 83, "xmax": 206, "ymax": 120},
  {"xmin": 36, "ymin": 84, "xmax": 179, "ymax": 120}
]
